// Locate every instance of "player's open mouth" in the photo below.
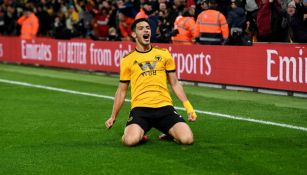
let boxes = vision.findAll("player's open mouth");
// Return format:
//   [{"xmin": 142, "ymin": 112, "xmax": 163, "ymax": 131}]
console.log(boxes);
[{"xmin": 143, "ymin": 34, "xmax": 150, "ymax": 41}]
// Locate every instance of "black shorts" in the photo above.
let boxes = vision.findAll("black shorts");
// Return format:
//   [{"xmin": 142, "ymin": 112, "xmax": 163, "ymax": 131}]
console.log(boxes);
[{"xmin": 126, "ymin": 105, "xmax": 186, "ymax": 134}]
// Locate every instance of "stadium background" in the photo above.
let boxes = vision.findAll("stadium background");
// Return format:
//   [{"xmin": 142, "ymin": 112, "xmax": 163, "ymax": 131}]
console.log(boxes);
[{"xmin": 0, "ymin": 36, "xmax": 306, "ymax": 94}]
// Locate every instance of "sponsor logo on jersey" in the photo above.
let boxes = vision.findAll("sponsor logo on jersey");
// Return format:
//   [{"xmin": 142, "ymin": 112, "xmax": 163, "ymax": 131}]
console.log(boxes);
[
  {"xmin": 134, "ymin": 60, "xmax": 158, "ymax": 76},
  {"xmin": 137, "ymin": 61, "xmax": 157, "ymax": 71}
]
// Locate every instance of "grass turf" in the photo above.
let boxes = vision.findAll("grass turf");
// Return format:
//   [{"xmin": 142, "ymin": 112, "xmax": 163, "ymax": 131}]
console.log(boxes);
[{"xmin": 0, "ymin": 63, "xmax": 306, "ymax": 175}]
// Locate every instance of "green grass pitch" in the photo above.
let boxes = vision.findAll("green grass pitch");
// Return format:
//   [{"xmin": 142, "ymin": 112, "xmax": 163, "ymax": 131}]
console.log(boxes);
[{"xmin": 0, "ymin": 63, "xmax": 307, "ymax": 175}]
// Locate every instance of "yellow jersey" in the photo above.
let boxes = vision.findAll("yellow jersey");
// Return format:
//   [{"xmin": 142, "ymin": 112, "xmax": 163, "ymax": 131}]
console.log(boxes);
[{"xmin": 120, "ymin": 46, "xmax": 176, "ymax": 109}]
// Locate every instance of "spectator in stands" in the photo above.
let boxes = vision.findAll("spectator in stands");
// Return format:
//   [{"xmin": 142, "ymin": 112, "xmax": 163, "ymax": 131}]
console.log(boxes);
[
  {"xmin": 135, "ymin": 1, "xmax": 159, "ymax": 42},
  {"xmin": 243, "ymin": 19, "xmax": 257, "ymax": 42},
  {"xmin": 171, "ymin": 7, "xmax": 197, "ymax": 44},
  {"xmin": 115, "ymin": 0, "xmax": 137, "ymax": 40},
  {"xmin": 242, "ymin": 0, "xmax": 259, "ymax": 12},
  {"xmin": 280, "ymin": 0, "xmax": 291, "ymax": 9},
  {"xmin": 227, "ymin": 0, "xmax": 246, "ymax": 32},
  {"xmin": 115, "ymin": 0, "xmax": 137, "ymax": 20},
  {"xmin": 216, "ymin": 0, "xmax": 232, "ymax": 17},
  {"xmin": 296, "ymin": 0, "xmax": 307, "ymax": 22},
  {"xmin": 70, "ymin": 0, "xmax": 92, "ymax": 38},
  {"xmin": 135, "ymin": 1, "xmax": 151, "ymax": 19},
  {"xmin": 1, "ymin": 0, "xmax": 303, "ymax": 43},
  {"xmin": 0, "ymin": 7, "xmax": 5, "ymax": 35},
  {"xmin": 158, "ymin": 2, "xmax": 169, "ymax": 19},
  {"xmin": 77, "ymin": 1, "xmax": 94, "ymax": 38},
  {"xmin": 243, "ymin": 0, "xmax": 258, "ymax": 23},
  {"xmin": 169, "ymin": 0, "xmax": 186, "ymax": 26},
  {"xmin": 241, "ymin": 0, "xmax": 258, "ymax": 42},
  {"xmin": 174, "ymin": 0, "xmax": 187, "ymax": 12},
  {"xmin": 196, "ymin": 0, "xmax": 209, "ymax": 17},
  {"xmin": 156, "ymin": 2, "xmax": 173, "ymax": 43},
  {"xmin": 106, "ymin": 0, "xmax": 118, "ymax": 29},
  {"xmin": 51, "ymin": 14, "xmax": 72, "ymax": 39},
  {"xmin": 107, "ymin": 27, "xmax": 121, "ymax": 41},
  {"xmin": 118, "ymin": 11, "xmax": 134, "ymax": 41},
  {"xmin": 91, "ymin": 7, "xmax": 110, "ymax": 40},
  {"xmin": 226, "ymin": 0, "xmax": 252, "ymax": 45},
  {"xmin": 17, "ymin": 6, "xmax": 39, "ymax": 40},
  {"xmin": 4, "ymin": 5, "xmax": 18, "ymax": 36},
  {"xmin": 255, "ymin": 0, "xmax": 286, "ymax": 42},
  {"xmin": 195, "ymin": 0, "xmax": 229, "ymax": 45},
  {"xmin": 282, "ymin": 0, "xmax": 307, "ymax": 43},
  {"xmin": 65, "ymin": 5, "xmax": 79, "ymax": 37},
  {"xmin": 36, "ymin": 5, "xmax": 52, "ymax": 36},
  {"xmin": 186, "ymin": 0, "xmax": 196, "ymax": 8}
]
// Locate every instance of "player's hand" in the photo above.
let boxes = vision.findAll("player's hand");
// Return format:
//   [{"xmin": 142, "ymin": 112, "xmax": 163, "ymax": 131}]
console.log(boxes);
[
  {"xmin": 188, "ymin": 112, "xmax": 197, "ymax": 122},
  {"xmin": 183, "ymin": 100, "xmax": 197, "ymax": 122},
  {"xmin": 105, "ymin": 117, "xmax": 116, "ymax": 129}
]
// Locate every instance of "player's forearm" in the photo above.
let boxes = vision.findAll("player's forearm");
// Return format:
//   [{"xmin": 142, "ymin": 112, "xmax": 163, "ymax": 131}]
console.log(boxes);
[
  {"xmin": 110, "ymin": 88, "xmax": 127, "ymax": 120},
  {"xmin": 171, "ymin": 81, "xmax": 188, "ymax": 103},
  {"xmin": 171, "ymin": 79, "xmax": 197, "ymax": 118}
]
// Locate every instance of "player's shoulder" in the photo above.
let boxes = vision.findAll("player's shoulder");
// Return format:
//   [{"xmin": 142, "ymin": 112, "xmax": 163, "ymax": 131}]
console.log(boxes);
[
  {"xmin": 153, "ymin": 46, "xmax": 168, "ymax": 52},
  {"xmin": 152, "ymin": 46, "xmax": 172, "ymax": 59},
  {"xmin": 122, "ymin": 50, "xmax": 136, "ymax": 59}
]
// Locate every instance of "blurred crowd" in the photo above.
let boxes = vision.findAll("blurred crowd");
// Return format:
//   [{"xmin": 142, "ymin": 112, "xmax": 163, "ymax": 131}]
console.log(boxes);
[{"xmin": 0, "ymin": 0, "xmax": 306, "ymax": 44}]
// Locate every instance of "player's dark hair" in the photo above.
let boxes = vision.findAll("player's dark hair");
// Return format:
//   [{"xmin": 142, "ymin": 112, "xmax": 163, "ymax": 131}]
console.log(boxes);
[{"xmin": 131, "ymin": 18, "xmax": 150, "ymax": 32}]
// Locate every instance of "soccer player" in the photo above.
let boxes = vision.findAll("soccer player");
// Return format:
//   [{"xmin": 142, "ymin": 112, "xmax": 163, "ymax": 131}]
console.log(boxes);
[{"xmin": 105, "ymin": 18, "xmax": 197, "ymax": 146}]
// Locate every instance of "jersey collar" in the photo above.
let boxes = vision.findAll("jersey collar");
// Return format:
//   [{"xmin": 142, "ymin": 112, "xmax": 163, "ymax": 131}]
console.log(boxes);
[{"xmin": 135, "ymin": 45, "xmax": 153, "ymax": 53}]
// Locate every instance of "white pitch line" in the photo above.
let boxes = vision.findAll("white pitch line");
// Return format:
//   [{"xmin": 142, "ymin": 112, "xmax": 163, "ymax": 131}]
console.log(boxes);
[{"xmin": 0, "ymin": 78, "xmax": 307, "ymax": 132}]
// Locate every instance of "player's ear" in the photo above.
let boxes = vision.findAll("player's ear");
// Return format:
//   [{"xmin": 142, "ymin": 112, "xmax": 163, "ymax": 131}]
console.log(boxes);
[{"xmin": 131, "ymin": 31, "xmax": 136, "ymax": 39}]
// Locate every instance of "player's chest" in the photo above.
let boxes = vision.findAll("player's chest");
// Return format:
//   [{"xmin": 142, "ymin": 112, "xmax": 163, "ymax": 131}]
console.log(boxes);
[{"xmin": 130, "ymin": 54, "xmax": 165, "ymax": 73}]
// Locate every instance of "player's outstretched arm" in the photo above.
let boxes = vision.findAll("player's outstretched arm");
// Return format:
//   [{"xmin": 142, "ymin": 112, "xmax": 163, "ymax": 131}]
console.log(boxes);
[
  {"xmin": 167, "ymin": 72, "xmax": 197, "ymax": 122},
  {"xmin": 105, "ymin": 82, "xmax": 129, "ymax": 129}
]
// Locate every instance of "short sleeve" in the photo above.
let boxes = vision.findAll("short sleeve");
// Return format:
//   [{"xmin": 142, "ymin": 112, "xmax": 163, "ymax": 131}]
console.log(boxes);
[
  {"xmin": 120, "ymin": 58, "xmax": 131, "ymax": 82},
  {"xmin": 165, "ymin": 50, "xmax": 176, "ymax": 73}
]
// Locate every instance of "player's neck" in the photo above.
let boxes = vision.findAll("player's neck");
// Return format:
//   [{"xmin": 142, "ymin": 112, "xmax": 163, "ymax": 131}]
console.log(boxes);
[{"xmin": 135, "ymin": 44, "xmax": 152, "ymax": 53}]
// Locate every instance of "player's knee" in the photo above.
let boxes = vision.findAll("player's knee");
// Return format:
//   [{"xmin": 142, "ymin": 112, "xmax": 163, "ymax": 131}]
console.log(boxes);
[
  {"xmin": 122, "ymin": 135, "xmax": 140, "ymax": 146},
  {"xmin": 177, "ymin": 134, "xmax": 194, "ymax": 145}
]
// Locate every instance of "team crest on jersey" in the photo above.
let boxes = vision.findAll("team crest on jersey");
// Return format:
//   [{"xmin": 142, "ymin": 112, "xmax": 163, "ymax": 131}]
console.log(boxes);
[{"xmin": 154, "ymin": 55, "xmax": 162, "ymax": 61}]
